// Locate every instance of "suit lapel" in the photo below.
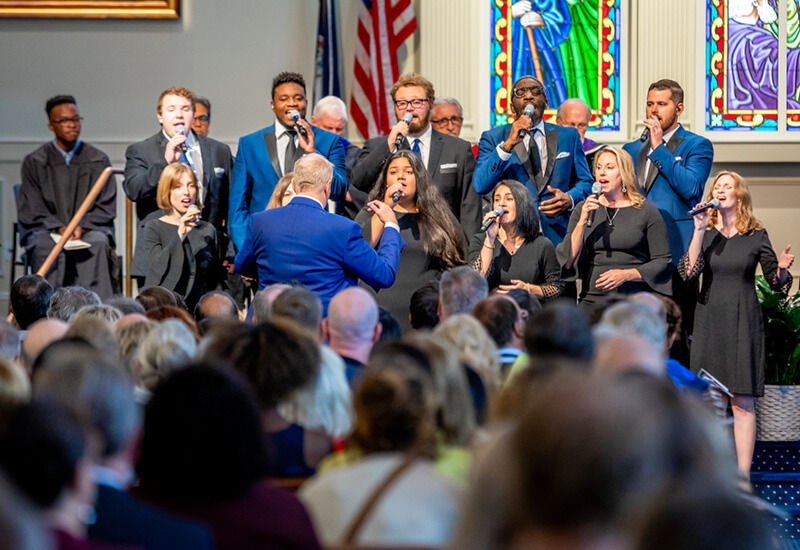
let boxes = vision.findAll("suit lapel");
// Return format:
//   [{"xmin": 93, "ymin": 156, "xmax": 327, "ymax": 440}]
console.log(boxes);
[
  {"xmin": 263, "ymin": 128, "xmax": 283, "ymax": 177},
  {"xmin": 636, "ymin": 142, "xmax": 649, "ymax": 190},
  {"xmin": 543, "ymin": 125, "xmax": 558, "ymax": 185},
  {"xmin": 513, "ymin": 140, "xmax": 538, "ymax": 189},
  {"xmin": 428, "ymin": 129, "xmax": 444, "ymax": 178},
  {"xmin": 198, "ymin": 135, "xmax": 213, "ymax": 189}
]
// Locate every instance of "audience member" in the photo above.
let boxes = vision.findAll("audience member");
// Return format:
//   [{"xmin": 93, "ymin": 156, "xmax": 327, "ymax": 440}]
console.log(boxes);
[
  {"xmin": 300, "ymin": 365, "xmax": 462, "ymax": 547},
  {"xmin": 46, "ymin": 285, "xmax": 101, "ymax": 322},
  {"xmin": 0, "ymin": 322, "xmax": 21, "ymax": 364},
  {"xmin": 474, "ymin": 75, "xmax": 593, "ymax": 245},
  {"xmin": 194, "ymin": 290, "xmax": 238, "ymax": 325},
  {"xmin": 251, "ymin": 283, "xmax": 291, "ymax": 323},
  {"xmin": 18, "ymin": 95, "xmax": 116, "ymax": 298},
  {"xmin": 234, "ymin": 153, "xmax": 403, "ymax": 316},
  {"xmin": 377, "ymin": 307, "xmax": 402, "ymax": 341},
  {"xmin": 0, "ymin": 473, "xmax": 52, "ymax": 550},
  {"xmin": 135, "ymin": 285, "xmax": 177, "ymax": 311},
  {"xmin": 439, "ymin": 265, "xmax": 488, "ymax": 322},
  {"xmin": 20, "ymin": 318, "xmax": 69, "ymax": 373},
  {"xmin": 270, "ymin": 286, "xmax": 323, "ymax": 335},
  {"xmin": 323, "ymin": 287, "xmax": 381, "ymax": 385},
  {"xmin": 65, "ymin": 315, "xmax": 118, "ymax": 359},
  {"xmin": 352, "ymin": 73, "xmax": 481, "ymax": 237},
  {"xmin": 229, "ymin": 71, "xmax": 347, "ymax": 249},
  {"xmin": 10, "ymin": 274, "xmax": 53, "ymax": 329},
  {"xmin": 191, "ymin": 96, "xmax": 211, "ymax": 137},
  {"xmin": 522, "ymin": 301, "xmax": 594, "ymax": 375},
  {"xmin": 0, "ymin": 358, "xmax": 30, "ymax": 427},
  {"xmin": 409, "ymin": 281, "xmax": 440, "ymax": 330},
  {"xmin": 68, "ymin": 304, "xmax": 122, "ymax": 325},
  {"xmin": 473, "ymin": 296, "xmax": 525, "ymax": 377},
  {"xmin": 135, "ymin": 318, "xmax": 197, "ymax": 394},
  {"xmin": 134, "ymin": 363, "xmax": 322, "ymax": 550},
  {"xmin": 144, "ymin": 305, "xmax": 199, "ymax": 340},
  {"xmin": 115, "ymin": 319, "xmax": 155, "ymax": 379},
  {"xmin": 104, "ymin": 296, "xmax": 145, "ymax": 316},
  {"xmin": 435, "ymin": 314, "xmax": 500, "ymax": 390}
]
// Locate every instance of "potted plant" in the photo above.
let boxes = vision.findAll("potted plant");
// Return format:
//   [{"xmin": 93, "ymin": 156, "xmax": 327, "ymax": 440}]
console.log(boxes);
[{"xmin": 754, "ymin": 275, "xmax": 800, "ymax": 441}]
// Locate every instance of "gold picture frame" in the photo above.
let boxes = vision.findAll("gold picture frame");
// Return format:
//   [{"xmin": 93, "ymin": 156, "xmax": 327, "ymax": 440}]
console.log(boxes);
[{"xmin": 0, "ymin": 0, "xmax": 180, "ymax": 19}]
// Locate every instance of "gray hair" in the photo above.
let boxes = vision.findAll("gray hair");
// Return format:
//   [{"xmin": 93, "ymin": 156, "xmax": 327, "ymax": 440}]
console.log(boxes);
[
  {"xmin": 439, "ymin": 266, "xmax": 489, "ymax": 318},
  {"xmin": 293, "ymin": 153, "xmax": 334, "ymax": 193},
  {"xmin": 68, "ymin": 304, "xmax": 122, "ymax": 325},
  {"xmin": 135, "ymin": 319, "xmax": 197, "ymax": 391},
  {"xmin": 597, "ymin": 302, "xmax": 666, "ymax": 352},
  {"xmin": 47, "ymin": 286, "xmax": 101, "ymax": 322},
  {"xmin": 252, "ymin": 284, "xmax": 292, "ymax": 323},
  {"xmin": 433, "ymin": 96, "xmax": 464, "ymax": 117},
  {"xmin": 313, "ymin": 95, "xmax": 348, "ymax": 121},
  {"xmin": 0, "ymin": 322, "xmax": 20, "ymax": 361}
]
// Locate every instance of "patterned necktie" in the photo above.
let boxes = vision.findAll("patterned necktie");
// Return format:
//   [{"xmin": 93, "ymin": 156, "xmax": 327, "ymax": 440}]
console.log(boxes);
[{"xmin": 411, "ymin": 138, "xmax": 422, "ymax": 158}]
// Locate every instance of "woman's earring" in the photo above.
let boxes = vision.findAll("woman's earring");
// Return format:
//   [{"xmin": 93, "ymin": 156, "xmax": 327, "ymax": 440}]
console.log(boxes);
[{"xmin": 622, "ymin": 181, "xmax": 628, "ymax": 194}]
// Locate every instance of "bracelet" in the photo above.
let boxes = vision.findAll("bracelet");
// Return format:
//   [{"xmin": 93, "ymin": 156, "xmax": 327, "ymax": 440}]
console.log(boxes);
[{"xmin": 483, "ymin": 242, "xmax": 495, "ymax": 250}]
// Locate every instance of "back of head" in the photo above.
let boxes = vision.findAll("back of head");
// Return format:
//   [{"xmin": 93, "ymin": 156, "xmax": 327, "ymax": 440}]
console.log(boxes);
[
  {"xmin": 593, "ymin": 333, "xmax": 664, "ymax": 377},
  {"xmin": 435, "ymin": 314, "xmax": 500, "ymax": 387},
  {"xmin": 136, "ymin": 286, "xmax": 178, "ymax": 312},
  {"xmin": 104, "ymin": 296, "xmax": 146, "ymax": 316},
  {"xmin": 409, "ymin": 281, "xmax": 440, "ymax": 330},
  {"xmin": 33, "ymin": 348, "xmax": 139, "ymax": 459},
  {"xmin": 201, "ymin": 319, "xmax": 320, "ymax": 409},
  {"xmin": 65, "ymin": 315, "xmax": 119, "ymax": 358},
  {"xmin": 145, "ymin": 305, "xmax": 199, "ymax": 340},
  {"xmin": 270, "ymin": 286, "xmax": 322, "ymax": 333},
  {"xmin": 599, "ymin": 301, "xmax": 666, "ymax": 353},
  {"xmin": 136, "ymin": 318, "xmax": 198, "ymax": 391},
  {"xmin": 0, "ymin": 321, "xmax": 20, "ymax": 361},
  {"xmin": 292, "ymin": 153, "xmax": 333, "ymax": 194},
  {"xmin": 439, "ymin": 266, "xmax": 488, "ymax": 319},
  {"xmin": 21, "ymin": 318, "xmax": 69, "ymax": 373},
  {"xmin": 137, "ymin": 363, "xmax": 268, "ymax": 502},
  {"xmin": 0, "ymin": 358, "xmax": 30, "ymax": 426},
  {"xmin": 524, "ymin": 301, "xmax": 593, "ymax": 366},
  {"xmin": 116, "ymin": 320, "xmax": 155, "ymax": 378},
  {"xmin": 351, "ymin": 363, "xmax": 437, "ymax": 456},
  {"xmin": 0, "ymin": 398, "xmax": 87, "ymax": 509},
  {"xmin": 68, "ymin": 304, "xmax": 122, "ymax": 325},
  {"xmin": 472, "ymin": 296, "xmax": 518, "ymax": 348},
  {"xmin": 0, "ymin": 473, "xmax": 53, "ymax": 550},
  {"xmin": 327, "ymin": 287, "xmax": 379, "ymax": 345},
  {"xmin": 252, "ymin": 283, "xmax": 292, "ymax": 323},
  {"xmin": 194, "ymin": 291, "xmax": 238, "ymax": 325},
  {"xmin": 377, "ymin": 307, "xmax": 402, "ymax": 341},
  {"xmin": 47, "ymin": 286, "xmax": 101, "ymax": 322},
  {"xmin": 10, "ymin": 275, "xmax": 53, "ymax": 330}
]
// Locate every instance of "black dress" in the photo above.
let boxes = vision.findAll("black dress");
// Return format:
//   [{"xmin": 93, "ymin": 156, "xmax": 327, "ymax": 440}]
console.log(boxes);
[
  {"xmin": 680, "ymin": 228, "xmax": 791, "ymax": 396},
  {"xmin": 466, "ymin": 231, "xmax": 563, "ymax": 298},
  {"xmin": 556, "ymin": 200, "xmax": 673, "ymax": 305},
  {"xmin": 141, "ymin": 218, "xmax": 221, "ymax": 309},
  {"xmin": 355, "ymin": 210, "xmax": 446, "ymax": 333}
]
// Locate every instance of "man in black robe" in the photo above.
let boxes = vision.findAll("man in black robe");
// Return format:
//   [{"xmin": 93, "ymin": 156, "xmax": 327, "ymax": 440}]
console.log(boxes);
[{"xmin": 18, "ymin": 95, "xmax": 116, "ymax": 299}]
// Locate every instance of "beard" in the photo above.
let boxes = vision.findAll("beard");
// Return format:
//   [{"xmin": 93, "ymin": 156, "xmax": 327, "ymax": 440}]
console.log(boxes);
[
  {"xmin": 408, "ymin": 110, "xmax": 430, "ymax": 134},
  {"xmin": 757, "ymin": 1, "xmax": 778, "ymax": 24}
]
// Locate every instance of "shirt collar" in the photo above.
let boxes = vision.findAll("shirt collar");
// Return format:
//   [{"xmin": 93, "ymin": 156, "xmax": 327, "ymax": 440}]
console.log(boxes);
[
  {"xmin": 275, "ymin": 121, "xmax": 296, "ymax": 141},
  {"xmin": 533, "ymin": 119, "xmax": 546, "ymax": 135},
  {"xmin": 662, "ymin": 124, "xmax": 679, "ymax": 145},
  {"xmin": 52, "ymin": 139, "xmax": 82, "ymax": 165},
  {"xmin": 409, "ymin": 122, "xmax": 432, "ymax": 145},
  {"xmin": 295, "ymin": 194, "xmax": 326, "ymax": 209}
]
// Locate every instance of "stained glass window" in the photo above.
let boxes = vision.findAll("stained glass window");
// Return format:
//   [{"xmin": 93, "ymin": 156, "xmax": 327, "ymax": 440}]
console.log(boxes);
[
  {"xmin": 489, "ymin": 0, "xmax": 621, "ymax": 132},
  {"xmin": 706, "ymin": 0, "xmax": 800, "ymax": 131}
]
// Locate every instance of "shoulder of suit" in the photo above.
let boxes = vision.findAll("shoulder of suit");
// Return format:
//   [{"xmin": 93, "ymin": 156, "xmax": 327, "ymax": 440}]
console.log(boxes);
[
  {"xmin": 433, "ymin": 129, "xmax": 472, "ymax": 149},
  {"xmin": 198, "ymin": 135, "xmax": 232, "ymax": 154},
  {"xmin": 239, "ymin": 125, "xmax": 275, "ymax": 142}
]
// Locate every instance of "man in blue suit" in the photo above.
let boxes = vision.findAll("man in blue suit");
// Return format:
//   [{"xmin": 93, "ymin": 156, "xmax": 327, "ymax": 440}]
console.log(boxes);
[
  {"xmin": 623, "ymin": 79, "xmax": 714, "ymax": 263},
  {"xmin": 234, "ymin": 154, "xmax": 404, "ymax": 316},
  {"xmin": 473, "ymin": 75, "xmax": 593, "ymax": 244},
  {"xmin": 229, "ymin": 72, "xmax": 347, "ymax": 250}
]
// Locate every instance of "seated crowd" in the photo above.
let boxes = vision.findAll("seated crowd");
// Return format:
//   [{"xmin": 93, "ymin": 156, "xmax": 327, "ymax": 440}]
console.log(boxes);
[{"xmin": 0, "ymin": 273, "xmax": 781, "ymax": 550}]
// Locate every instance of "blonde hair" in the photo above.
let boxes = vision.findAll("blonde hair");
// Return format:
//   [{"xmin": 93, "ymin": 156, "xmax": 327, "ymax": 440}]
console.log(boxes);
[
  {"xmin": 595, "ymin": 147, "xmax": 645, "ymax": 208},
  {"xmin": 434, "ymin": 314, "xmax": 501, "ymax": 390},
  {"xmin": 156, "ymin": 163, "xmax": 198, "ymax": 211},
  {"xmin": 0, "ymin": 358, "xmax": 30, "ymax": 414},
  {"xmin": 706, "ymin": 171, "xmax": 763, "ymax": 235},
  {"xmin": 157, "ymin": 86, "xmax": 195, "ymax": 114},
  {"xmin": 266, "ymin": 173, "xmax": 294, "ymax": 210}
]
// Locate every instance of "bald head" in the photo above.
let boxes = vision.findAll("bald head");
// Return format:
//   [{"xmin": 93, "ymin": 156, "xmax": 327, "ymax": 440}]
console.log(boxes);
[
  {"xmin": 116, "ymin": 313, "xmax": 149, "ymax": 330},
  {"xmin": 328, "ymin": 287, "xmax": 379, "ymax": 343},
  {"xmin": 21, "ymin": 318, "xmax": 68, "ymax": 372},
  {"xmin": 556, "ymin": 98, "xmax": 591, "ymax": 142},
  {"xmin": 593, "ymin": 334, "xmax": 664, "ymax": 377}
]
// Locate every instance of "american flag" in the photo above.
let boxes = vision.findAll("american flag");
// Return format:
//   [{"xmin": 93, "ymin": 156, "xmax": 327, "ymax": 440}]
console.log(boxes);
[{"xmin": 350, "ymin": 0, "xmax": 417, "ymax": 140}]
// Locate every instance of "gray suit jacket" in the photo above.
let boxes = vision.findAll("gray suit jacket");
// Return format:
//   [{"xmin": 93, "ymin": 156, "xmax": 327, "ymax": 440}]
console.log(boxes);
[{"xmin": 351, "ymin": 128, "xmax": 481, "ymax": 237}]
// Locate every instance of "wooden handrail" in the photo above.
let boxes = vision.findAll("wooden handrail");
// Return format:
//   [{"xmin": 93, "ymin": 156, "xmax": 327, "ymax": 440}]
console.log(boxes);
[{"xmin": 6, "ymin": 166, "xmax": 124, "ymax": 323}]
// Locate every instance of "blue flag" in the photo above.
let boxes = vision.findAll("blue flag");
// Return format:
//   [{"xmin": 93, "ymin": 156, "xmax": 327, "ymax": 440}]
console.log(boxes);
[{"xmin": 313, "ymin": 0, "xmax": 342, "ymax": 105}]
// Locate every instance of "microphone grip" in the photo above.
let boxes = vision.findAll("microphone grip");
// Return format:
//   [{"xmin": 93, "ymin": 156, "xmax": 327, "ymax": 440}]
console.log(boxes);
[
  {"xmin": 639, "ymin": 127, "xmax": 649, "ymax": 143},
  {"xmin": 586, "ymin": 209, "xmax": 596, "ymax": 228},
  {"xmin": 296, "ymin": 124, "xmax": 308, "ymax": 137},
  {"xmin": 391, "ymin": 191, "xmax": 400, "ymax": 204}
]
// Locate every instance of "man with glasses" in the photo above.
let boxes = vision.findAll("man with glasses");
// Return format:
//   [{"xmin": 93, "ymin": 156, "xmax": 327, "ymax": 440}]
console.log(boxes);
[
  {"xmin": 17, "ymin": 95, "xmax": 116, "ymax": 298},
  {"xmin": 191, "ymin": 96, "xmax": 212, "ymax": 137},
  {"xmin": 473, "ymin": 75, "xmax": 593, "ymax": 245},
  {"xmin": 351, "ymin": 73, "xmax": 481, "ymax": 237},
  {"xmin": 556, "ymin": 97, "xmax": 604, "ymax": 170}
]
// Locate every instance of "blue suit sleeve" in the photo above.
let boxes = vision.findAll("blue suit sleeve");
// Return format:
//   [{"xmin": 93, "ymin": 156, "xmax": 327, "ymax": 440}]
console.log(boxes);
[
  {"xmin": 325, "ymin": 134, "xmax": 348, "ymax": 202},
  {"xmin": 233, "ymin": 211, "xmax": 257, "ymax": 277},
  {"xmin": 473, "ymin": 131, "xmax": 506, "ymax": 194},
  {"xmin": 648, "ymin": 136, "xmax": 714, "ymax": 204},
  {"xmin": 566, "ymin": 133, "xmax": 594, "ymax": 205},
  {"xmin": 342, "ymin": 224, "xmax": 404, "ymax": 290},
  {"xmin": 229, "ymin": 137, "xmax": 252, "ymax": 251}
]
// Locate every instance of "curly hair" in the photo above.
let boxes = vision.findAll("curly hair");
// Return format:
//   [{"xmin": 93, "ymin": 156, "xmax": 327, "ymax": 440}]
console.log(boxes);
[{"xmin": 369, "ymin": 150, "xmax": 466, "ymax": 268}]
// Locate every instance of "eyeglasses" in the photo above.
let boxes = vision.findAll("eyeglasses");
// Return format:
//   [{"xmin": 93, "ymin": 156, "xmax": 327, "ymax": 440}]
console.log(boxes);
[
  {"xmin": 431, "ymin": 116, "xmax": 464, "ymax": 126},
  {"xmin": 51, "ymin": 116, "xmax": 83, "ymax": 125},
  {"xmin": 395, "ymin": 98, "xmax": 429, "ymax": 110},
  {"xmin": 195, "ymin": 115, "xmax": 209, "ymax": 122},
  {"xmin": 512, "ymin": 86, "xmax": 544, "ymax": 98}
]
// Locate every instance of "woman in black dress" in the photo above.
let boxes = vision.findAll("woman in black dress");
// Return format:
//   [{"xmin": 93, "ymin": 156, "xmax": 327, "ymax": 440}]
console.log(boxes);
[
  {"xmin": 467, "ymin": 180, "xmax": 563, "ymax": 299},
  {"xmin": 142, "ymin": 162, "xmax": 221, "ymax": 309},
  {"xmin": 682, "ymin": 171, "xmax": 794, "ymax": 477},
  {"xmin": 557, "ymin": 146, "xmax": 672, "ymax": 306},
  {"xmin": 355, "ymin": 150, "xmax": 465, "ymax": 332}
]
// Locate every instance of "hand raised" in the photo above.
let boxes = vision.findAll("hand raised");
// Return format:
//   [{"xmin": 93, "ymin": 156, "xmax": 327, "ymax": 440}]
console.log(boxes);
[
  {"xmin": 779, "ymin": 245, "xmax": 795, "ymax": 270},
  {"xmin": 367, "ymin": 200, "xmax": 399, "ymax": 226}
]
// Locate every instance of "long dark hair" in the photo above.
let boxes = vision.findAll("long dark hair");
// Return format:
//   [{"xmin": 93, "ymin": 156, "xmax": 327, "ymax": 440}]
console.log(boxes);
[
  {"xmin": 493, "ymin": 180, "xmax": 541, "ymax": 241},
  {"xmin": 369, "ymin": 150, "xmax": 466, "ymax": 268}
]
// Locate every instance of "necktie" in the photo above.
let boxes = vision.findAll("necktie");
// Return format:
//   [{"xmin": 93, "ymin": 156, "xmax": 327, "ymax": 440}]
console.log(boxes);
[
  {"xmin": 411, "ymin": 138, "xmax": 422, "ymax": 158},
  {"xmin": 529, "ymin": 129, "xmax": 542, "ymax": 175},
  {"xmin": 284, "ymin": 130, "xmax": 297, "ymax": 174}
]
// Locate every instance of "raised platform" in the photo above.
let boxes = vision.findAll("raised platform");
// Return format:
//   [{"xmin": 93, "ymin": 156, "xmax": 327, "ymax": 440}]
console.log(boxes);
[{"xmin": 752, "ymin": 441, "xmax": 800, "ymax": 548}]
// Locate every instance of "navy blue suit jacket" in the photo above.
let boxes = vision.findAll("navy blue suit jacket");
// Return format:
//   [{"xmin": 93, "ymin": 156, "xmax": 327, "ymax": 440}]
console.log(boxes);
[
  {"xmin": 623, "ymin": 125, "xmax": 713, "ymax": 263},
  {"xmin": 89, "ymin": 483, "xmax": 213, "ymax": 550},
  {"xmin": 229, "ymin": 123, "xmax": 347, "ymax": 250},
  {"xmin": 234, "ymin": 196, "xmax": 404, "ymax": 315},
  {"xmin": 473, "ymin": 122, "xmax": 593, "ymax": 244}
]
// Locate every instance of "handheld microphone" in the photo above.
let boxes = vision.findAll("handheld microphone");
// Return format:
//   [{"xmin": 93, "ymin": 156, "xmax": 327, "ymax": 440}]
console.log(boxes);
[
  {"xmin": 288, "ymin": 110, "xmax": 308, "ymax": 137},
  {"xmin": 687, "ymin": 198, "xmax": 721, "ymax": 217},
  {"xmin": 395, "ymin": 113, "xmax": 414, "ymax": 150},
  {"xmin": 518, "ymin": 104, "xmax": 536, "ymax": 139},
  {"xmin": 391, "ymin": 190, "xmax": 401, "ymax": 204},
  {"xmin": 480, "ymin": 206, "xmax": 506, "ymax": 232},
  {"xmin": 639, "ymin": 127, "xmax": 649, "ymax": 143},
  {"xmin": 175, "ymin": 125, "xmax": 189, "ymax": 153},
  {"xmin": 586, "ymin": 182, "xmax": 602, "ymax": 228}
]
